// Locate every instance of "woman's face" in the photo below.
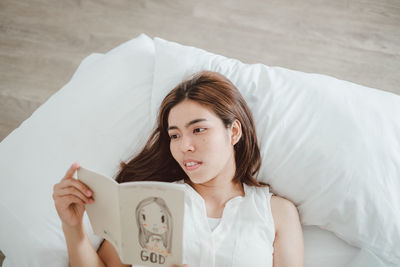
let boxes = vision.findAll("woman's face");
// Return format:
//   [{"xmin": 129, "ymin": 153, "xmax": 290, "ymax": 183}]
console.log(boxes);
[{"xmin": 168, "ymin": 100, "xmax": 240, "ymax": 185}]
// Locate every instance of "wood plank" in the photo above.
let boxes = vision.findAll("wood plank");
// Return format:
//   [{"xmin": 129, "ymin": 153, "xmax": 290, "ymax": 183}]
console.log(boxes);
[{"xmin": 0, "ymin": 0, "xmax": 399, "ymax": 143}]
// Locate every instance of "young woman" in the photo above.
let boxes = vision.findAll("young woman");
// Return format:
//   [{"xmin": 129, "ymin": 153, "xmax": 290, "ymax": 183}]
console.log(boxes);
[{"xmin": 53, "ymin": 71, "xmax": 304, "ymax": 267}]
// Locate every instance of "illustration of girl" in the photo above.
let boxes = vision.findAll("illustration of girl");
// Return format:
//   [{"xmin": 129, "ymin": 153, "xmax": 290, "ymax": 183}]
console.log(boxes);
[{"xmin": 135, "ymin": 197, "xmax": 173, "ymax": 255}]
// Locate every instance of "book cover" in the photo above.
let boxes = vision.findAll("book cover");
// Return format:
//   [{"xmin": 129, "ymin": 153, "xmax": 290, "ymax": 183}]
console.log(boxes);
[{"xmin": 77, "ymin": 167, "xmax": 185, "ymax": 266}]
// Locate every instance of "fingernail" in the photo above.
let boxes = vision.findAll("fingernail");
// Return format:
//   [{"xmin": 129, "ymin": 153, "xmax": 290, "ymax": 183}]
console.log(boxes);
[{"xmin": 86, "ymin": 190, "xmax": 92, "ymax": 196}]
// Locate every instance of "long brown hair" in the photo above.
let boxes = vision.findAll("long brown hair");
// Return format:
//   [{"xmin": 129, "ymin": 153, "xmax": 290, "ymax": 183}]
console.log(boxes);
[{"xmin": 115, "ymin": 71, "xmax": 265, "ymax": 187}]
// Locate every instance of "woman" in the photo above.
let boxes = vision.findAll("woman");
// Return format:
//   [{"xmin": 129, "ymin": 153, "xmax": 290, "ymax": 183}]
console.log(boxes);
[{"xmin": 53, "ymin": 71, "xmax": 304, "ymax": 267}]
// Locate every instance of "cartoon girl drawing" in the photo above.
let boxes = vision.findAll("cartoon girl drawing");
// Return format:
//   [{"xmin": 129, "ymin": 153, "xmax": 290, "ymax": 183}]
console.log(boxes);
[{"xmin": 135, "ymin": 197, "xmax": 173, "ymax": 255}]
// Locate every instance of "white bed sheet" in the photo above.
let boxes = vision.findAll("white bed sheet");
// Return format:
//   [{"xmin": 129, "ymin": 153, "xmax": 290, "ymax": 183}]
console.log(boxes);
[
  {"xmin": 0, "ymin": 227, "xmax": 373, "ymax": 267},
  {"xmin": 303, "ymin": 225, "xmax": 359, "ymax": 267},
  {"xmin": 0, "ymin": 226, "xmax": 368, "ymax": 267},
  {"xmin": 303, "ymin": 226, "xmax": 397, "ymax": 267}
]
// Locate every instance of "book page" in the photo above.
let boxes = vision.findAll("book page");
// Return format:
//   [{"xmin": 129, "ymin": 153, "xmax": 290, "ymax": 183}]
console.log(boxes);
[
  {"xmin": 118, "ymin": 182, "xmax": 185, "ymax": 266},
  {"xmin": 77, "ymin": 167, "xmax": 121, "ymax": 253}
]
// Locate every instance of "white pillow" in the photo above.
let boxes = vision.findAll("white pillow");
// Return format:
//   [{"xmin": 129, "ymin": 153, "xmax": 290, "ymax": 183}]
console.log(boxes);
[
  {"xmin": 151, "ymin": 37, "xmax": 400, "ymax": 265},
  {"xmin": 0, "ymin": 34, "xmax": 155, "ymax": 266}
]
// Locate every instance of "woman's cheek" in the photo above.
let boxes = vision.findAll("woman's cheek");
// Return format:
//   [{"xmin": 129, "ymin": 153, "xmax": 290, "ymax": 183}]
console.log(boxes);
[{"xmin": 170, "ymin": 142, "xmax": 179, "ymax": 161}]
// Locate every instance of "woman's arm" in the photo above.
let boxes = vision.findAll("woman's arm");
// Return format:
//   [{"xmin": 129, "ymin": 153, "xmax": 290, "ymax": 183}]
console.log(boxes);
[
  {"xmin": 270, "ymin": 196, "xmax": 304, "ymax": 267},
  {"xmin": 63, "ymin": 224, "xmax": 130, "ymax": 267},
  {"xmin": 97, "ymin": 240, "xmax": 131, "ymax": 267},
  {"xmin": 53, "ymin": 162, "xmax": 130, "ymax": 267},
  {"xmin": 63, "ymin": 222, "xmax": 106, "ymax": 267}
]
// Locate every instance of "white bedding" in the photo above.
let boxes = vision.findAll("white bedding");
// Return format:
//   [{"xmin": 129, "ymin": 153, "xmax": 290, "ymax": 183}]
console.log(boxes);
[
  {"xmin": 304, "ymin": 226, "xmax": 359, "ymax": 267},
  {"xmin": 304, "ymin": 225, "xmax": 397, "ymax": 267},
  {"xmin": 0, "ymin": 226, "xmax": 389, "ymax": 267},
  {"xmin": 0, "ymin": 227, "xmax": 388, "ymax": 267},
  {"xmin": 0, "ymin": 34, "xmax": 399, "ymax": 267}
]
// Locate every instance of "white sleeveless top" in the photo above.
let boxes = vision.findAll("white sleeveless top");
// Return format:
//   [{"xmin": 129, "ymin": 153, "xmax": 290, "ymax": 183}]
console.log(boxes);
[
  {"xmin": 207, "ymin": 217, "xmax": 221, "ymax": 231},
  {"xmin": 178, "ymin": 181, "xmax": 275, "ymax": 267}
]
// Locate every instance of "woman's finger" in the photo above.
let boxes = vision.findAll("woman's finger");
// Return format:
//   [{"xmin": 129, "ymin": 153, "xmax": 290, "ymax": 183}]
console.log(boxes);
[
  {"xmin": 62, "ymin": 162, "xmax": 80, "ymax": 180},
  {"xmin": 57, "ymin": 177, "xmax": 92, "ymax": 197},
  {"xmin": 54, "ymin": 186, "xmax": 93, "ymax": 204},
  {"xmin": 56, "ymin": 195, "xmax": 86, "ymax": 209}
]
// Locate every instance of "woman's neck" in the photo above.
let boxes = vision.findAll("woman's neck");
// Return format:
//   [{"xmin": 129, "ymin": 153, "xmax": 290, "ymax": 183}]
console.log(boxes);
[{"xmin": 188, "ymin": 177, "xmax": 245, "ymax": 218}]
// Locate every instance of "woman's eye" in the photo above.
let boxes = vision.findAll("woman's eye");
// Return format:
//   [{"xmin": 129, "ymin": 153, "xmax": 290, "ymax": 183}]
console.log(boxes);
[
  {"xmin": 194, "ymin": 128, "xmax": 205, "ymax": 133},
  {"xmin": 169, "ymin": 134, "xmax": 179, "ymax": 139}
]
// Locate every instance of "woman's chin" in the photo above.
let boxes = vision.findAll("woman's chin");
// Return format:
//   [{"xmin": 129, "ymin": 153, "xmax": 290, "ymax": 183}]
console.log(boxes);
[
  {"xmin": 187, "ymin": 175, "xmax": 214, "ymax": 185},
  {"xmin": 188, "ymin": 177, "xmax": 205, "ymax": 185}
]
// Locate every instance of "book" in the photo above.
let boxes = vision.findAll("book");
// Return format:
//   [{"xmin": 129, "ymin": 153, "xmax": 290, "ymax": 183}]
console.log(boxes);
[{"xmin": 77, "ymin": 167, "xmax": 185, "ymax": 266}]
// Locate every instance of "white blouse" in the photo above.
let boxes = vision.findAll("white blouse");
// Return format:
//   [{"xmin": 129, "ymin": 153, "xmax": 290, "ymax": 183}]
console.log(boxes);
[
  {"xmin": 207, "ymin": 217, "xmax": 221, "ymax": 232},
  {"xmin": 179, "ymin": 182, "xmax": 275, "ymax": 267}
]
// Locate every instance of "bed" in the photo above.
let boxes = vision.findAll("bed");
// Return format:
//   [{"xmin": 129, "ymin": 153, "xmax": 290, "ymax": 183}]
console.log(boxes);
[{"xmin": 0, "ymin": 34, "xmax": 399, "ymax": 267}]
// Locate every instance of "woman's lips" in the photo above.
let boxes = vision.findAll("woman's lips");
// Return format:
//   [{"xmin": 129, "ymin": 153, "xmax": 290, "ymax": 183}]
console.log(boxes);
[{"xmin": 183, "ymin": 159, "xmax": 202, "ymax": 171}]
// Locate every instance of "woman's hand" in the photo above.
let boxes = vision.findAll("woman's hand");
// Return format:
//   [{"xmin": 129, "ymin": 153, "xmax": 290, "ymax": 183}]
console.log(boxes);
[{"xmin": 52, "ymin": 162, "xmax": 94, "ymax": 227}]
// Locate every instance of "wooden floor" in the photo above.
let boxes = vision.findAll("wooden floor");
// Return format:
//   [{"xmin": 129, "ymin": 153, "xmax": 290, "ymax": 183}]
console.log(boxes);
[
  {"xmin": 0, "ymin": 0, "xmax": 400, "ymax": 143},
  {"xmin": 0, "ymin": 0, "xmax": 399, "ymax": 263}
]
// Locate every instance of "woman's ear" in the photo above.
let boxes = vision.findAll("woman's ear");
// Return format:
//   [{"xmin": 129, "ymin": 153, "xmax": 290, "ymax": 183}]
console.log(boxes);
[{"xmin": 231, "ymin": 119, "xmax": 242, "ymax": 146}]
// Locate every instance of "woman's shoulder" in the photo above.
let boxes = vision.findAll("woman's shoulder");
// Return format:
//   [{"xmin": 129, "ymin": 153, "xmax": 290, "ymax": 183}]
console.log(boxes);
[
  {"xmin": 270, "ymin": 195, "xmax": 297, "ymax": 210},
  {"xmin": 270, "ymin": 195, "xmax": 300, "ymax": 233}
]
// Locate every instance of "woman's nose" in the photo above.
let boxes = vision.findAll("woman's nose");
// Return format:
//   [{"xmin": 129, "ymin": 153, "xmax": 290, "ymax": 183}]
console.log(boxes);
[{"xmin": 180, "ymin": 136, "xmax": 195, "ymax": 152}]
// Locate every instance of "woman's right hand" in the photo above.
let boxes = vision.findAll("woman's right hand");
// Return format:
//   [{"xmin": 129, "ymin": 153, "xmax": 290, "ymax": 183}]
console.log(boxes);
[{"xmin": 52, "ymin": 162, "xmax": 94, "ymax": 228}]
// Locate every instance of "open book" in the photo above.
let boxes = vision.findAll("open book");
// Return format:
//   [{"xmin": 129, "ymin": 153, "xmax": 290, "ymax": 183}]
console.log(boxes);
[{"xmin": 77, "ymin": 167, "xmax": 185, "ymax": 266}]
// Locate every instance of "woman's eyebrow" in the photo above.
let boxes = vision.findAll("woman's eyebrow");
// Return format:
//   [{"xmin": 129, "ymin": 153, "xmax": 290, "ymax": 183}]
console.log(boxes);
[{"xmin": 168, "ymin": 118, "xmax": 207, "ymax": 131}]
